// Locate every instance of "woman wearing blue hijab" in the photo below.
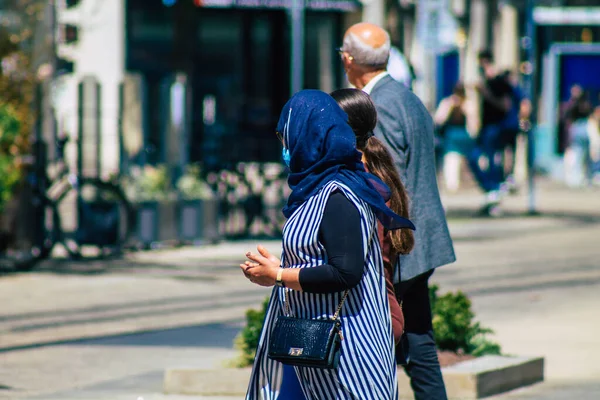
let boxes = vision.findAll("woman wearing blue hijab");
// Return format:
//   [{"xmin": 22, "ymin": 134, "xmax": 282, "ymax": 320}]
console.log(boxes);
[{"xmin": 240, "ymin": 90, "xmax": 414, "ymax": 400}]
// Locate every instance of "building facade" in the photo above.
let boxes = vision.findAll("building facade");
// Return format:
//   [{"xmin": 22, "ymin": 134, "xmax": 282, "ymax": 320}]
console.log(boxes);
[
  {"xmin": 54, "ymin": 0, "xmax": 369, "ymax": 179},
  {"xmin": 51, "ymin": 0, "xmax": 600, "ymax": 180}
]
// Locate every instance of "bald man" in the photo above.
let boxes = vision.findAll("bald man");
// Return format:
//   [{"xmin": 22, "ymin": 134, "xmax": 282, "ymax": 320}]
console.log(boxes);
[{"xmin": 339, "ymin": 23, "xmax": 455, "ymax": 400}]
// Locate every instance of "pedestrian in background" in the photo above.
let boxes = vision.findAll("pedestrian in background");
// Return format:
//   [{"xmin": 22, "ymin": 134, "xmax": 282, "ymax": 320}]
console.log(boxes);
[
  {"xmin": 559, "ymin": 84, "xmax": 584, "ymax": 155},
  {"xmin": 563, "ymin": 88, "xmax": 593, "ymax": 187},
  {"xmin": 434, "ymin": 82, "xmax": 477, "ymax": 193},
  {"xmin": 466, "ymin": 50, "xmax": 513, "ymax": 215},
  {"xmin": 387, "ymin": 46, "xmax": 415, "ymax": 90},
  {"xmin": 338, "ymin": 22, "xmax": 456, "ymax": 400},
  {"xmin": 241, "ymin": 89, "xmax": 414, "ymax": 400},
  {"xmin": 499, "ymin": 69, "xmax": 527, "ymax": 194},
  {"xmin": 586, "ymin": 105, "xmax": 600, "ymax": 185}
]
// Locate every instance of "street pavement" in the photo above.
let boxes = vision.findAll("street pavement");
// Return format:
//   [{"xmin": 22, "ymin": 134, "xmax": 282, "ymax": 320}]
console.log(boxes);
[{"xmin": 0, "ymin": 178, "xmax": 599, "ymax": 400}]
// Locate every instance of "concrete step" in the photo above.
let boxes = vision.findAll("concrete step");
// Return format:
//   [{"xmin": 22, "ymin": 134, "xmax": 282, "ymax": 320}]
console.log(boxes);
[{"xmin": 164, "ymin": 355, "xmax": 545, "ymax": 400}]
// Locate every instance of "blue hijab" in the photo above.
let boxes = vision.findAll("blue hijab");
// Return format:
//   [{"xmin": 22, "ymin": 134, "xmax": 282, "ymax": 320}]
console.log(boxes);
[{"xmin": 277, "ymin": 89, "xmax": 415, "ymax": 231}]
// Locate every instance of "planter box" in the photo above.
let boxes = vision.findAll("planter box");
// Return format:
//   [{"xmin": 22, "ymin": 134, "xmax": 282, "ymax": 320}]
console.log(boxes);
[
  {"xmin": 443, "ymin": 355, "xmax": 544, "ymax": 399},
  {"xmin": 163, "ymin": 356, "xmax": 544, "ymax": 399},
  {"xmin": 177, "ymin": 198, "xmax": 219, "ymax": 245},
  {"xmin": 135, "ymin": 201, "xmax": 178, "ymax": 247},
  {"xmin": 136, "ymin": 199, "xmax": 220, "ymax": 248}
]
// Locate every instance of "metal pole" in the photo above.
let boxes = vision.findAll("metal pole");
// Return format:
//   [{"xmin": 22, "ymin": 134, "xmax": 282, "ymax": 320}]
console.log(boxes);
[
  {"xmin": 49, "ymin": 0, "xmax": 58, "ymax": 141},
  {"xmin": 31, "ymin": 1, "xmax": 55, "ymax": 245},
  {"xmin": 522, "ymin": 0, "xmax": 537, "ymax": 215},
  {"xmin": 289, "ymin": 0, "xmax": 305, "ymax": 96},
  {"xmin": 32, "ymin": 83, "xmax": 47, "ymax": 249},
  {"xmin": 51, "ymin": 0, "xmax": 57, "ymax": 80}
]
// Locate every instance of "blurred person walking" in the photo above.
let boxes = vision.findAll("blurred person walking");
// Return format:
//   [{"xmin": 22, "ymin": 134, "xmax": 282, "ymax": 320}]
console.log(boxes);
[
  {"xmin": 241, "ymin": 89, "xmax": 415, "ymax": 400},
  {"xmin": 586, "ymin": 105, "xmax": 600, "ymax": 185},
  {"xmin": 433, "ymin": 82, "xmax": 477, "ymax": 192},
  {"xmin": 559, "ymin": 85, "xmax": 584, "ymax": 154},
  {"xmin": 498, "ymin": 70, "xmax": 528, "ymax": 194},
  {"xmin": 562, "ymin": 88, "xmax": 593, "ymax": 187},
  {"xmin": 387, "ymin": 46, "xmax": 415, "ymax": 90},
  {"xmin": 467, "ymin": 50, "xmax": 514, "ymax": 215},
  {"xmin": 338, "ymin": 22, "xmax": 456, "ymax": 400}
]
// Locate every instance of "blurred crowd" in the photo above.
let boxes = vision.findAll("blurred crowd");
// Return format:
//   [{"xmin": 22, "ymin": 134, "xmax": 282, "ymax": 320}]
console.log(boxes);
[
  {"xmin": 430, "ymin": 50, "xmax": 532, "ymax": 215},
  {"xmin": 559, "ymin": 84, "xmax": 600, "ymax": 188},
  {"xmin": 430, "ymin": 50, "xmax": 600, "ymax": 213}
]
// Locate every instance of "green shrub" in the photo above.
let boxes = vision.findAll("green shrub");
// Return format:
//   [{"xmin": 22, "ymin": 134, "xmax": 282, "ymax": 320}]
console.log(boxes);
[
  {"xmin": 429, "ymin": 284, "xmax": 501, "ymax": 356},
  {"xmin": 0, "ymin": 1, "xmax": 48, "ymax": 218},
  {"xmin": 232, "ymin": 286, "xmax": 501, "ymax": 368},
  {"xmin": 121, "ymin": 164, "xmax": 174, "ymax": 203},
  {"xmin": 176, "ymin": 163, "xmax": 214, "ymax": 200},
  {"xmin": 228, "ymin": 296, "xmax": 270, "ymax": 368},
  {"xmin": 0, "ymin": 104, "xmax": 23, "ymax": 214}
]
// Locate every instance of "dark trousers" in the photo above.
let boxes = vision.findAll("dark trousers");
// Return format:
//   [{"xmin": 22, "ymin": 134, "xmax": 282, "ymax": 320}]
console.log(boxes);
[
  {"xmin": 501, "ymin": 128, "xmax": 520, "ymax": 177},
  {"xmin": 467, "ymin": 124, "xmax": 505, "ymax": 193},
  {"xmin": 395, "ymin": 270, "xmax": 448, "ymax": 400}
]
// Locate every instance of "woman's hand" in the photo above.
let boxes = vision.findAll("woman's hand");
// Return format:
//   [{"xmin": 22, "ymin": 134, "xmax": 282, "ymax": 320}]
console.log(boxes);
[{"xmin": 240, "ymin": 245, "xmax": 281, "ymax": 287}]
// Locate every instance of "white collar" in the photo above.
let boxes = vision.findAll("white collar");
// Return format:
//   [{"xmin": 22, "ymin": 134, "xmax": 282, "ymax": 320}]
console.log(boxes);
[{"xmin": 362, "ymin": 71, "xmax": 389, "ymax": 95}]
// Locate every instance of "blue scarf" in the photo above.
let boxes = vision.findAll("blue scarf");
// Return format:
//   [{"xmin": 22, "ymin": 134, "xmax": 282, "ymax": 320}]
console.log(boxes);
[{"xmin": 277, "ymin": 90, "xmax": 415, "ymax": 231}]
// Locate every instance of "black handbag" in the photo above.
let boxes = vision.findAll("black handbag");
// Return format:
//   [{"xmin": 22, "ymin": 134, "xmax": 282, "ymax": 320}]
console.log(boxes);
[
  {"xmin": 267, "ymin": 290, "xmax": 348, "ymax": 369},
  {"xmin": 268, "ymin": 225, "xmax": 374, "ymax": 369}
]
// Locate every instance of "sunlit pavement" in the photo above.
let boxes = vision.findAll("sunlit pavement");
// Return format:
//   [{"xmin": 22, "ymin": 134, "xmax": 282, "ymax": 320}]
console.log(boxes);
[{"xmin": 1, "ymin": 178, "xmax": 599, "ymax": 399}]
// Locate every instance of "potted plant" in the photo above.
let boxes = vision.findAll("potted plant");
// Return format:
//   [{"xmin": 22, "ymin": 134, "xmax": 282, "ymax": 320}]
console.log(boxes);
[
  {"xmin": 175, "ymin": 164, "xmax": 219, "ymax": 244},
  {"xmin": 123, "ymin": 164, "xmax": 178, "ymax": 247}
]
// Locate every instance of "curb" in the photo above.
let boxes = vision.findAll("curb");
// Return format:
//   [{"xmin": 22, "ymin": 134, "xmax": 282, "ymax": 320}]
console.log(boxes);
[
  {"xmin": 163, "ymin": 355, "xmax": 544, "ymax": 399},
  {"xmin": 443, "ymin": 355, "xmax": 544, "ymax": 399}
]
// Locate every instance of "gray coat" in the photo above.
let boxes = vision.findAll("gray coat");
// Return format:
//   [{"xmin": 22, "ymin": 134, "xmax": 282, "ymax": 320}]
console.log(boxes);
[{"xmin": 370, "ymin": 75, "xmax": 455, "ymax": 281}]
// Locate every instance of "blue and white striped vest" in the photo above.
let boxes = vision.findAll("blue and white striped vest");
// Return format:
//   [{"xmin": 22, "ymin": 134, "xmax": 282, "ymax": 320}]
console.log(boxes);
[{"xmin": 246, "ymin": 181, "xmax": 398, "ymax": 400}]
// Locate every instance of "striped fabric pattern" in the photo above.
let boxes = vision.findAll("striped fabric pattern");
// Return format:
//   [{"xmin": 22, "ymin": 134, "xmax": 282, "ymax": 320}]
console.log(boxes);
[{"xmin": 246, "ymin": 181, "xmax": 398, "ymax": 400}]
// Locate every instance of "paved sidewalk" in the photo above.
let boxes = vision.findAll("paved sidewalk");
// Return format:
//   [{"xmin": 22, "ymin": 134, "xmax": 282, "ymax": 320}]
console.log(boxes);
[{"xmin": 1, "ymin": 179, "xmax": 599, "ymax": 399}]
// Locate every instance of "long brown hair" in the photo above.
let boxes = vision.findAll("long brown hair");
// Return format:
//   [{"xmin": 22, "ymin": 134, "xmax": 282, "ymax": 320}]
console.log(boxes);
[{"xmin": 331, "ymin": 88, "xmax": 414, "ymax": 255}]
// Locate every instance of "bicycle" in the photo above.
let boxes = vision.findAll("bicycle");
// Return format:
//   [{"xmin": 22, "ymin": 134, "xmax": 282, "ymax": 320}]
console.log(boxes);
[{"xmin": 0, "ymin": 135, "xmax": 135, "ymax": 271}]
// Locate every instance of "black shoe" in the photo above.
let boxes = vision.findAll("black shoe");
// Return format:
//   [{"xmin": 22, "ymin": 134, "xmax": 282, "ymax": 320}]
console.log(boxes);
[{"xmin": 477, "ymin": 203, "xmax": 502, "ymax": 217}]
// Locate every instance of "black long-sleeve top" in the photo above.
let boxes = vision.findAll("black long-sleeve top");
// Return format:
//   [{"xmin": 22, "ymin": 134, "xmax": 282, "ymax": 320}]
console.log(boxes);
[{"xmin": 297, "ymin": 191, "xmax": 364, "ymax": 293}]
